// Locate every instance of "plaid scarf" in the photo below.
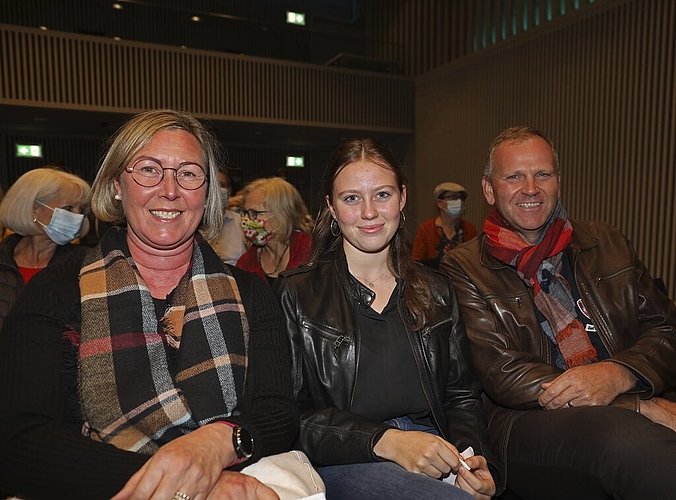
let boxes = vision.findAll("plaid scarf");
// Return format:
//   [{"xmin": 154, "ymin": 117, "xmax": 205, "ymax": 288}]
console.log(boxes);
[
  {"xmin": 78, "ymin": 227, "xmax": 249, "ymax": 454},
  {"xmin": 484, "ymin": 202, "xmax": 597, "ymax": 369}
]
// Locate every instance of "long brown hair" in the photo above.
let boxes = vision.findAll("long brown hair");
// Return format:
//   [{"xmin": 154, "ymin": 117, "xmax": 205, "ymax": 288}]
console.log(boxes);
[{"xmin": 312, "ymin": 138, "xmax": 441, "ymax": 330}]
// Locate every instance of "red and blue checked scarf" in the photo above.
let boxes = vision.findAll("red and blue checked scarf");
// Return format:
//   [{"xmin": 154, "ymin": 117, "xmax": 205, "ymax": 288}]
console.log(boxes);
[
  {"xmin": 78, "ymin": 227, "xmax": 249, "ymax": 454},
  {"xmin": 484, "ymin": 202, "xmax": 597, "ymax": 369}
]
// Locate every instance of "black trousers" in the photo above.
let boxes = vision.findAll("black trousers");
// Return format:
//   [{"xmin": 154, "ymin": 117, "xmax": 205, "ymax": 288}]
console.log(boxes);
[{"xmin": 506, "ymin": 405, "xmax": 676, "ymax": 500}]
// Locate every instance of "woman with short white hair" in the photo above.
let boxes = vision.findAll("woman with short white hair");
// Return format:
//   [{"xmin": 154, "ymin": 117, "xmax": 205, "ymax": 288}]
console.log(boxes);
[{"xmin": 0, "ymin": 167, "xmax": 90, "ymax": 329}]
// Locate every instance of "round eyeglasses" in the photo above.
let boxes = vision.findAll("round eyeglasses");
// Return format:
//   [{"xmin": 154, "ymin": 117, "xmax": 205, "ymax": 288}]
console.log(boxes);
[
  {"xmin": 126, "ymin": 159, "xmax": 207, "ymax": 190},
  {"xmin": 243, "ymin": 208, "xmax": 270, "ymax": 220}
]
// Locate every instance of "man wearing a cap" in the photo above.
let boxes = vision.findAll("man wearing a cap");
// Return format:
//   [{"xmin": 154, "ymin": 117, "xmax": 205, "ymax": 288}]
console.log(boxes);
[
  {"xmin": 441, "ymin": 126, "xmax": 676, "ymax": 499},
  {"xmin": 411, "ymin": 182, "xmax": 477, "ymax": 268}
]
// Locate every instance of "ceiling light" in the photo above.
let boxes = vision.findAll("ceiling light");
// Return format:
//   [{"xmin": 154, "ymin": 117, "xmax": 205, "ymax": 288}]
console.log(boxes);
[
  {"xmin": 191, "ymin": 16, "xmax": 201, "ymax": 22},
  {"xmin": 112, "ymin": 3, "xmax": 123, "ymax": 10}
]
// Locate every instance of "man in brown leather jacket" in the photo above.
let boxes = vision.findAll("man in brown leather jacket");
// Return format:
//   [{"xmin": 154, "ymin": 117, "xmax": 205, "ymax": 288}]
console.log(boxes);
[{"xmin": 441, "ymin": 126, "xmax": 676, "ymax": 500}]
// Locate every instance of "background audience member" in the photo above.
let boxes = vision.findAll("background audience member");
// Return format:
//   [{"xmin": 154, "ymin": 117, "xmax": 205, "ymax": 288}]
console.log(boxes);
[
  {"xmin": 275, "ymin": 139, "xmax": 498, "ymax": 500},
  {"xmin": 0, "ymin": 167, "xmax": 90, "ymax": 330},
  {"xmin": 237, "ymin": 177, "xmax": 312, "ymax": 284},
  {"xmin": 0, "ymin": 110, "xmax": 304, "ymax": 500},
  {"xmin": 209, "ymin": 170, "xmax": 247, "ymax": 265},
  {"xmin": 442, "ymin": 126, "xmax": 676, "ymax": 500},
  {"xmin": 227, "ymin": 191, "xmax": 244, "ymax": 213},
  {"xmin": 412, "ymin": 182, "xmax": 477, "ymax": 269}
]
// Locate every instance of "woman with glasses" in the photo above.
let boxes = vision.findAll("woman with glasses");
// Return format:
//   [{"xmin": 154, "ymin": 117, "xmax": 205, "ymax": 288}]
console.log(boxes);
[
  {"xmin": 236, "ymin": 177, "xmax": 313, "ymax": 285},
  {"xmin": 0, "ymin": 110, "xmax": 323, "ymax": 500}
]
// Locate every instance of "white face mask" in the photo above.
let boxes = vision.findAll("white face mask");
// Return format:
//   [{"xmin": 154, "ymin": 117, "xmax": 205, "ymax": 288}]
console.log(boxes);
[
  {"xmin": 445, "ymin": 199, "xmax": 465, "ymax": 218},
  {"xmin": 36, "ymin": 200, "xmax": 85, "ymax": 245}
]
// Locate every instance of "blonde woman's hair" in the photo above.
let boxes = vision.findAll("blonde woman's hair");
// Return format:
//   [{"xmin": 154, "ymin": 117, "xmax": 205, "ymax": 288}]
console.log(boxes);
[
  {"xmin": 242, "ymin": 177, "xmax": 312, "ymax": 241},
  {"xmin": 90, "ymin": 109, "xmax": 225, "ymax": 240},
  {"xmin": 0, "ymin": 167, "xmax": 91, "ymax": 237}
]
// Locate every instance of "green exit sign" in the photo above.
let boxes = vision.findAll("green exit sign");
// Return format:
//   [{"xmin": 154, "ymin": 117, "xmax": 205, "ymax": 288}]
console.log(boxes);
[
  {"xmin": 16, "ymin": 144, "xmax": 43, "ymax": 158},
  {"xmin": 286, "ymin": 156, "xmax": 305, "ymax": 167},
  {"xmin": 286, "ymin": 11, "xmax": 305, "ymax": 26}
]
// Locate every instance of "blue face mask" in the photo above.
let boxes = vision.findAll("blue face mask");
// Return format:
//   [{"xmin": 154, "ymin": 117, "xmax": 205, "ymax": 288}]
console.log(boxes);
[
  {"xmin": 36, "ymin": 200, "xmax": 85, "ymax": 245},
  {"xmin": 445, "ymin": 199, "xmax": 465, "ymax": 218}
]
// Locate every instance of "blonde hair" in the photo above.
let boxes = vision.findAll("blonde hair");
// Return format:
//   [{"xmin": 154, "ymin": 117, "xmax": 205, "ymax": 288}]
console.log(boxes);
[
  {"xmin": 91, "ymin": 109, "xmax": 225, "ymax": 240},
  {"xmin": 242, "ymin": 177, "xmax": 312, "ymax": 241},
  {"xmin": 0, "ymin": 167, "xmax": 91, "ymax": 237}
]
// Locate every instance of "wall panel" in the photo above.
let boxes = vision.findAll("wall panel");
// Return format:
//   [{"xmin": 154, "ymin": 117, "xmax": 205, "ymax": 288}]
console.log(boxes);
[{"xmin": 0, "ymin": 24, "xmax": 413, "ymax": 133}]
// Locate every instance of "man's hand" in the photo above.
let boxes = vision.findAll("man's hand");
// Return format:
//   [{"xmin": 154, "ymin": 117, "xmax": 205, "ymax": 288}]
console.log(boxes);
[
  {"xmin": 640, "ymin": 397, "xmax": 676, "ymax": 432},
  {"xmin": 539, "ymin": 362, "xmax": 637, "ymax": 409}
]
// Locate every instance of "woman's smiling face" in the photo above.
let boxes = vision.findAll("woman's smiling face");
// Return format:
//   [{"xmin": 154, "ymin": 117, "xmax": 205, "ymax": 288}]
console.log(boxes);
[
  {"xmin": 328, "ymin": 160, "xmax": 406, "ymax": 257},
  {"xmin": 114, "ymin": 129, "xmax": 207, "ymax": 252}
]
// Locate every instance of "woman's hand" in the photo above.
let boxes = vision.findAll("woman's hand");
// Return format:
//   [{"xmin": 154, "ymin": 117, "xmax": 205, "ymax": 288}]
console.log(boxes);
[
  {"xmin": 112, "ymin": 423, "xmax": 237, "ymax": 500},
  {"xmin": 373, "ymin": 429, "xmax": 464, "ymax": 479},
  {"xmin": 205, "ymin": 471, "xmax": 280, "ymax": 500},
  {"xmin": 454, "ymin": 455, "xmax": 496, "ymax": 499}
]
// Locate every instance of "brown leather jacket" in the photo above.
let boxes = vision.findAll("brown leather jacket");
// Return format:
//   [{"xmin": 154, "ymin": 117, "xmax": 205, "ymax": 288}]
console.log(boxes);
[{"xmin": 441, "ymin": 220, "xmax": 676, "ymax": 475}]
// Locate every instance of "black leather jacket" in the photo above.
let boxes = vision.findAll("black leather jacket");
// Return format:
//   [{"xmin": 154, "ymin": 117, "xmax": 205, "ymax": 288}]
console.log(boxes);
[
  {"xmin": 442, "ymin": 220, "xmax": 676, "ymax": 475},
  {"xmin": 275, "ymin": 249, "xmax": 496, "ymax": 474}
]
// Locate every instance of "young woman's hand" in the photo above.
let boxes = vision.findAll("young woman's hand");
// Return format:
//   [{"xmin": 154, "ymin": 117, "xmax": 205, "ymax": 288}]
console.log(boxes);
[
  {"xmin": 373, "ymin": 429, "xmax": 465, "ymax": 479},
  {"xmin": 455, "ymin": 455, "xmax": 496, "ymax": 499}
]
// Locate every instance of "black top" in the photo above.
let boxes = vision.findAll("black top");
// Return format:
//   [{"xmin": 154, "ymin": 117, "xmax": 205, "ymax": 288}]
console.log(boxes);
[{"xmin": 352, "ymin": 284, "xmax": 431, "ymax": 425}]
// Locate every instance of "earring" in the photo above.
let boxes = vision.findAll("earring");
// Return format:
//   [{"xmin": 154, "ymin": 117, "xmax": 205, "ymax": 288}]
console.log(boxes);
[
  {"xmin": 330, "ymin": 219, "xmax": 341, "ymax": 237},
  {"xmin": 114, "ymin": 194, "xmax": 121, "ymax": 201},
  {"xmin": 398, "ymin": 211, "xmax": 406, "ymax": 229}
]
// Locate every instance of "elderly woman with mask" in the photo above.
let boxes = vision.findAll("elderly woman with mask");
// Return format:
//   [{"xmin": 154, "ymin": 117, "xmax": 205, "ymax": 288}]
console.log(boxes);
[
  {"xmin": 0, "ymin": 110, "xmax": 315, "ymax": 500},
  {"xmin": 0, "ymin": 167, "xmax": 90, "ymax": 330},
  {"xmin": 236, "ymin": 177, "xmax": 312, "ymax": 285}
]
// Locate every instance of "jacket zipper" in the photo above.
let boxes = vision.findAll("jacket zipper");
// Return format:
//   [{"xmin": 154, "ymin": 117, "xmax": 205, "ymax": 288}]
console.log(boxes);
[
  {"xmin": 401, "ymin": 310, "xmax": 448, "ymax": 440},
  {"xmin": 570, "ymin": 250, "xmax": 616, "ymax": 355},
  {"xmin": 299, "ymin": 318, "xmax": 352, "ymax": 362}
]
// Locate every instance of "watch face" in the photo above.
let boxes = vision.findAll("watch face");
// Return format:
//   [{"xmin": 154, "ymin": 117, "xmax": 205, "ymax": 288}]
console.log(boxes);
[{"xmin": 236, "ymin": 426, "xmax": 254, "ymax": 458}]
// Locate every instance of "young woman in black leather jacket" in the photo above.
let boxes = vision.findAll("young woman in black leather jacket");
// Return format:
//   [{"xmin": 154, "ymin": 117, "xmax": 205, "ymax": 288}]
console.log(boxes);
[{"xmin": 275, "ymin": 138, "xmax": 500, "ymax": 500}]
